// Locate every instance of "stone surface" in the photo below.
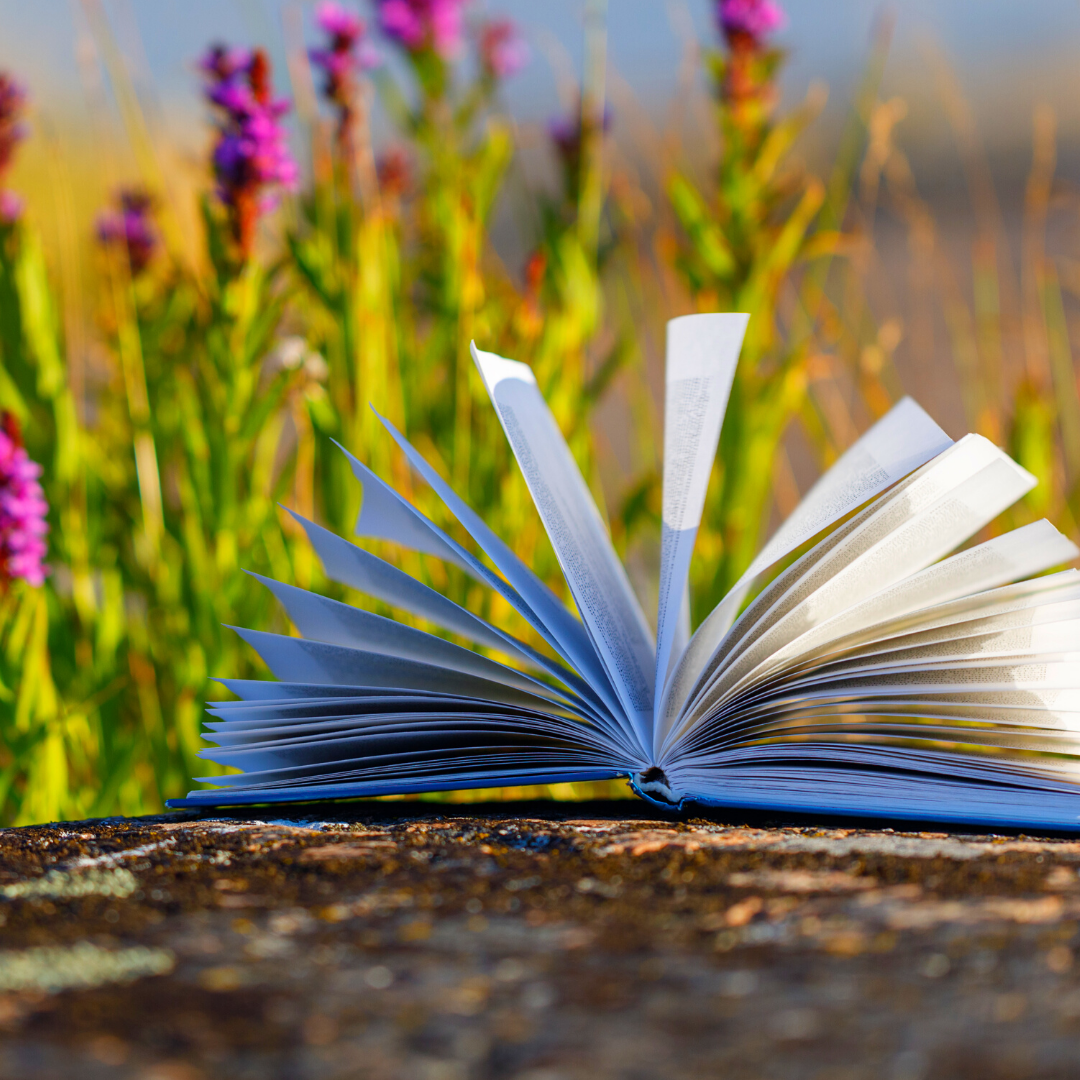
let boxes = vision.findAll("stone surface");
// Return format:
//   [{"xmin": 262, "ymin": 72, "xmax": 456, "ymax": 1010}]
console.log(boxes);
[{"xmin": 1, "ymin": 801, "xmax": 1080, "ymax": 1078}]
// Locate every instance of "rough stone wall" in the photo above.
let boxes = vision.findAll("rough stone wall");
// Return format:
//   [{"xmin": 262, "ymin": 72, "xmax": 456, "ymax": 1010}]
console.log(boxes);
[{"xmin": 0, "ymin": 802, "xmax": 1079, "ymax": 1078}]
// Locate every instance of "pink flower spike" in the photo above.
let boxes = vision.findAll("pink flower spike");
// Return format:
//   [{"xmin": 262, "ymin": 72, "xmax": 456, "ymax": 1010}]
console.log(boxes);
[
  {"xmin": 316, "ymin": 1, "xmax": 364, "ymax": 40},
  {"xmin": 429, "ymin": 0, "xmax": 464, "ymax": 59},
  {"xmin": 0, "ymin": 414, "xmax": 48, "ymax": 588},
  {"xmin": 716, "ymin": 0, "xmax": 785, "ymax": 45},
  {"xmin": 480, "ymin": 19, "xmax": 529, "ymax": 80},
  {"xmin": 0, "ymin": 189, "xmax": 23, "ymax": 224},
  {"xmin": 377, "ymin": 0, "xmax": 465, "ymax": 60},
  {"xmin": 200, "ymin": 43, "xmax": 297, "ymax": 258}
]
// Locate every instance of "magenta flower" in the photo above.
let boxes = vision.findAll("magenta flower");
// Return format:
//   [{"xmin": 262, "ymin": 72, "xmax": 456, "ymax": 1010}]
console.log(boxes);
[
  {"xmin": 376, "ymin": 146, "xmax": 410, "ymax": 196},
  {"xmin": 310, "ymin": 2, "xmax": 378, "ymax": 145},
  {"xmin": 0, "ymin": 73, "xmax": 27, "ymax": 226},
  {"xmin": 549, "ymin": 105, "xmax": 611, "ymax": 164},
  {"xmin": 97, "ymin": 188, "xmax": 158, "ymax": 274},
  {"xmin": 377, "ymin": 0, "xmax": 465, "ymax": 60},
  {"xmin": 0, "ymin": 414, "xmax": 48, "ymax": 588},
  {"xmin": 0, "ymin": 75, "xmax": 27, "ymax": 176},
  {"xmin": 716, "ymin": 0, "xmax": 785, "ymax": 46},
  {"xmin": 479, "ymin": 19, "xmax": 528, "ymax": 80},
  {"xmin": 0, "ymin": 191, "xmax": 23, "ymax": 225},
  {"xmin": 199, "ymin": 45, "xmax": 299, "ymax": 259},
  {"xmin": 317, "ymin": 1, "xmax": 364, "ymax": 41},
  {"xmin": 549, "ymin": 104, "xmax": 611, "ymax": 200}
]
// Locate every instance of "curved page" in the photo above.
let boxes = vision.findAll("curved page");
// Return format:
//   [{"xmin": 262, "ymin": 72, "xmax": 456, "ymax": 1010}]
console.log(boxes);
[
  {"xmin": 654, "ymin": 313, "xmax": 747, "ymax": 714},
  {"xmin": 472, "ymin": 344, "xmax": 656, "ymax": 746},
  {"xmin": 657, "ymin": 397, "xmax": 952, "ymax": 749}
]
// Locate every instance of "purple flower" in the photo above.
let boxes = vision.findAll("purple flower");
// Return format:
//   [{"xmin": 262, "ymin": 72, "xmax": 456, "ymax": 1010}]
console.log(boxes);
[
  {"xmin": 377, "ymin": 0, "xmax": 465, "ymax": 60},
  {"xmin": 716, "ymin": 0, "xmax": 785, "ymax": 46},
  {"xmin": 549, "ymin": 104, "xmax": 611, "ymax": 164},
  {"xmin": 318, "ymin": 1, "xmax": 363, "ymax": 39},
  {"xmin": 97, "ymin": 187, "xmax": 158, "ymax": 274},
  {"xmin": 0, "ymin": 73, "xmax": 27, "ymax": 225},
  {"xmin": 549, "ymin": 104, "xmax": 612, "ymax": 199},
  {"xmin": 199, "ymin": 46, "xmax": 252, "ymax": 83},
  {"xmin": 0, "ymin": 414, "xmax": 48, "ymax": 588},
  {"xmin": 479, "ymin": 19, "xmax": 528, "ymax": 80},
  {"xmin": 0, "ymin": 74, "xmax": 27, "ymax": 178},
  {"xmin": 0, "ymin": 190, "xmax": 22, "ymax": 225},
  {"xmin": 199, "ymin": 45, "xmax": 298, "ymax": 259},
  {"xmin": 310, "ymin": 2, "xmax": 378, "ymax": 144},
  {"xmin": 376, "ymin": 146, "xmax": 410, "ymax": 196}
]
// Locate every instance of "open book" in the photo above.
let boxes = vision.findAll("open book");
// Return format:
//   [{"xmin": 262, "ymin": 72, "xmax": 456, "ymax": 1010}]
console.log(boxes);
[{"xmin": 169, "ymin": 314, "xmax": 1080, "ymax": 829}]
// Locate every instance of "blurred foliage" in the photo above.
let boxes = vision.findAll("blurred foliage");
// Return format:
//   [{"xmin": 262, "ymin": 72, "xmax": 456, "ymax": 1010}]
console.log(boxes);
[{"xmin": 0, "ymin": 7, "xmax": 1078, "ymax": 824}]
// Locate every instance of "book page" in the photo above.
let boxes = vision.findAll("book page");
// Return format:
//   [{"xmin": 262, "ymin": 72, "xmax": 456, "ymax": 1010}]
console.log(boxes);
[
  {"xmin": 691, "ymin": 440, "xmax": 1037, "ymax": 721},
  {"xmin": 179, "ymin": 765, "xmax": 628, "ymax": 805},
  {"xmin": 250, "ymin": 573, "xmax": 599, "ymax": 716},
  {"xmin": 289, "ymin": 510, "xmax": 613, "ymax": 718},
  {"xmin": 703, "ymin": 690, "xmax": 1080, "ymax": 736},
  {"xmin": 232, "ymin": 627, "xmax": 594, "ymax": 717},
  {"xmin": 774, "ymin": 571, "xmax": 1080, "ymax": 674},
  {"xmin": 771, "ymin": 571, "xmax": 1080, "ymax": 677},
  {"xmin": 338, "ymin": 442, "xmax": 629, "ymax": 729},
  {"xmin": 370, "ymin": 413, "xmax": 634, "ymax": 741},
  {"xmin": 674, "ymin": 436, "xmax": 1037, "ymax": 739},
  {"xmin": 654, "ymin": 313, "xmax": 747, "ymax": 716},
  {"xmin": 201, "ymin": 731, "xmax": 620, "ymax": 788},
  {"xmin": 788, "ymin": 620, "xmax": 1080, "ymax": 683},
  {"xmin": 755, "ymin": 519, "xmax": 1079, "ymax": 682},
  {"xmin": 655, "ymin": 397, "xmax": 952, "ymax": 750},
  {"xmin": 473, "ymin": 345, "xmax": 657, "ymax": 744}
]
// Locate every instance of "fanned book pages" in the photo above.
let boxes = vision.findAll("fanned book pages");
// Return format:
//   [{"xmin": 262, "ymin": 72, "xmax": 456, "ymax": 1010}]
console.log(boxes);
[{"xmin": 168, "ymin": 314, "xmax": 1080, "ymax": 829}]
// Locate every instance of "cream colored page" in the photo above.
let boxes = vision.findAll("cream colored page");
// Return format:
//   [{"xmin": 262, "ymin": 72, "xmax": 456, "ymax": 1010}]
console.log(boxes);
[
  {"xmin": 473, "ymin": 345, "xmax": 657, "ymax": 743},
  {"xmin": 655, "ymin": 397, "xmax": 952, "ymax": 750},
  {"xmin": 681, "ymin": 437, "xmax": 1037, "ymax": 729},
  {"xmin": 659, "ymin": 437, "xmax": 968, "ymax": 751},
  {"xmin": 754, "ymin": 519, "xmax": 1079, "ymax": 681},
  {"xmin": 771, "ymin": 571, "xmax": 1080, "ymax": 673},
  {"xmin": 654, "ymin": 313, "xmax": 747, "ymax": 716}
]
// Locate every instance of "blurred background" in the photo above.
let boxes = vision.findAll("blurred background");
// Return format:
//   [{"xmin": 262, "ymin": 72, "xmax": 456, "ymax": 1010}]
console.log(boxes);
[{"xmin": 1, "ymin": 0, "xmax": 1078, "ymax": 823}]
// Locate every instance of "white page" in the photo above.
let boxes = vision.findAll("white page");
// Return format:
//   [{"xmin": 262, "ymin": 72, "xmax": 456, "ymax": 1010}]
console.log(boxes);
[
  {"xmin": 656, "ymin": 397, "xmax": 952, "ymax": 750},
  {"xmin": 754, "ymin": 519, "xmax": 1079, "ymax": 682},
  {"xmin": 201, "ymin": 743, "xmax": 612, "ymax": 787},
  {"xmin": 249, "ymin": 573, "xmax": 593, "ymax": 714},
  {"xmin": 769, "ymin": 617, "xmax": 1080, "ymax": 695},
  {"xmin": 656, "ymin": 449, "xmax": 954, "ymax": 753},
  {"xmin": 231, "ymin": 627, "xmax": 590, "ymax": 716},
  {"xmin": 654, "ymin": 314, "xmax": 747, "ymax": 715},
  {"xmin": 788, "ymin": 620, "xmax": 1080, "ymax": 679},
  {"xmin": 684, "ymin": 436, "xmax": 1037, "ymax": 725},
  {"xmin": 337, "ymin": 443, "xmax": 629, "ymax": 729},
  {"xmin": 214, "ymin": 679, "xmax": 477, "ymax": 702},
  {"xmin": 292, "ymin": 510, "xmax": 534, "ymax": 662},
  {"xmin": 700, "ymin": 433, "xmax": 1016, "ymax": 701},
  {"xmin": 708, "ymin": 694, "xmax": 1080, "ymax": 735},
  {"xmin": 368, "ymin": 413, "xmax": 634, "ymax": 742},
  {"xmin": 756, "ymin": 659, "xmax": 1080, "ymax": 699},
  {"xmin": 706, "ymin": 711, "xmax": 1080, "ymax": 755},
  {"xmin": 206, "ymin": 711, "xmax": 594, "ymax": 745},
  {"xmin": 472, "ymin": 344, "xmax": 657, "ymax": 744},
  {"xmin": 341, "ymin": 440, "xmax": 476, "ymax": 577},
  {"xmin": 204, "ymin": 716, "xmax": 603, "ymax": 773},
  {"xmin": 288, "ymin": 510, "xmax": 614, "ymax": 721},
  {"xmin": 771, "ymin": 572, "xmax": 1080, "ymax": 683}
]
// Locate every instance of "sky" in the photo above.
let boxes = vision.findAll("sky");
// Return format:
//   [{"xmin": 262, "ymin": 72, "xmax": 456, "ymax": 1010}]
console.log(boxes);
[
  {"xmin": 2, "ymin": 0, "xmax": 1079, "ymax": 155},
  {"xmin": 0, "ymin": 0, "xmax": 1077, "ymax": 262}
]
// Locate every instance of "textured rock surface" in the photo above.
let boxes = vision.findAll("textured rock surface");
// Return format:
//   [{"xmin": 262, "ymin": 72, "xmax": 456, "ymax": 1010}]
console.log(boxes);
[{"xmin": 1, "ymin": 801, "xmax": 1080, "ymax": 1078}]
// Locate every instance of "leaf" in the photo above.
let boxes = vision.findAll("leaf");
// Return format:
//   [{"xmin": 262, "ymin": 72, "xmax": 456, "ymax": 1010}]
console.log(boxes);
[{"xmin": 668, "ymin": 174, "xmax": 736, "ymax": 281}]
